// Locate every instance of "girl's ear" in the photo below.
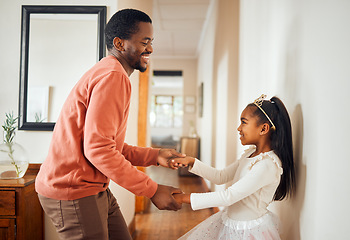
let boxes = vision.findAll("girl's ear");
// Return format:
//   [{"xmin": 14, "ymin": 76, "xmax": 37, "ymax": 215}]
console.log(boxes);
[
  {"xmin": 260, "ymin": 123, "xmax": 270, "ymax": 135},
  {"xmin": 113, "ymin": 37, "xmax": 125, "ymax": 51}
]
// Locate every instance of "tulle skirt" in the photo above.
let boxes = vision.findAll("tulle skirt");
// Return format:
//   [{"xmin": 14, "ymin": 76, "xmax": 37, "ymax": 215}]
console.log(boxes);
[{"xmin": 178, "ymin": 209, "xmax": 281, "ymax": 240}]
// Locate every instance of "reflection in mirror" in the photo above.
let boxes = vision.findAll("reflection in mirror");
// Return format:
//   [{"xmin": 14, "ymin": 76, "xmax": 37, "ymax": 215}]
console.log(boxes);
[
  {"xmin": 19, "ymin": 6, "xmax": 106, "ymax": 131},
  {"xmin": 28, "ymin": 14, "xmax": 98, "ymax": 123}
]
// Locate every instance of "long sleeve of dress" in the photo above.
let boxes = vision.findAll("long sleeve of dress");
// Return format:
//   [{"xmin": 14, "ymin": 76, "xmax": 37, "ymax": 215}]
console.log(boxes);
[
  {"xmin": 189, "ymin": 159, "xmax": 240, "ymax": 185},
  {"xmin": 189, "ymin": 158, "xmax": 280, "ymax": 211}
]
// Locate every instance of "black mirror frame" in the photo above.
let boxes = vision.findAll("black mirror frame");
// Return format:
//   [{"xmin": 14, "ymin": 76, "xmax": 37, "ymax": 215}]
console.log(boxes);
[{"xmin": 18, "ymin": 5, "xmax": 106, "ymax": 131}]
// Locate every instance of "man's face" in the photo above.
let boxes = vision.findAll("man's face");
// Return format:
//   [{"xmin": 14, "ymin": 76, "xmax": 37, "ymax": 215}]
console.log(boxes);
[{"xmin": 123, "ymin": 22, "xmax": 154, "ymax": 72}]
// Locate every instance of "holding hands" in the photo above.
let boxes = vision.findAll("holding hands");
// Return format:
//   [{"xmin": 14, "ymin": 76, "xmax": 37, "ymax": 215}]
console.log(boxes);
[
  {"xmin": 156, "ymin": 151, "xmax": 195, "ymax": 206},
  {"xmin": 169, "ymin": 156, "xmax": 196, "ymax": 205},
  {"xmin": 151, "ymin": 184, "xmax": 183, "ymax": 211},
  {"xmin": 157, "ymin": 148, "xmax": 186, "ymax": 169},
  {"xmin": 173, "ymin": 192, "xmax": 191, "ymax": 204},
  {"xmin": 168, "ymin": 156, "xmax": 196, "ymax": 169}
]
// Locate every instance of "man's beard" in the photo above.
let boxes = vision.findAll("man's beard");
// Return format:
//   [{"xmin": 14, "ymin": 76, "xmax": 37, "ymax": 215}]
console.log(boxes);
[{"xmin": 134, "ymin": 59, "xmax": 147, "ymax": 72}]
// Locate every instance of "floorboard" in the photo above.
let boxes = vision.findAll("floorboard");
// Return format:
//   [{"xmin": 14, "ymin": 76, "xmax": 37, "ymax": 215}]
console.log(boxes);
[{"xmin": 133, "ymin": 166, "xmax": 217, "ymax": 240}]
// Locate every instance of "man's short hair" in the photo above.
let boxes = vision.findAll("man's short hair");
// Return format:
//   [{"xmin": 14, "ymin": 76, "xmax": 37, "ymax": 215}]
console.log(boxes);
[{"xmin": 105, "ymin": 9, "xmax": 152, "ymax": 50}]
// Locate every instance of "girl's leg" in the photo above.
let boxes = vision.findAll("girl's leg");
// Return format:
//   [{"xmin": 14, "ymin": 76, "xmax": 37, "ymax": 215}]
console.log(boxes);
[{"xmin": 106, "ymin": 188, "xmax": 133, "ymax": 240}]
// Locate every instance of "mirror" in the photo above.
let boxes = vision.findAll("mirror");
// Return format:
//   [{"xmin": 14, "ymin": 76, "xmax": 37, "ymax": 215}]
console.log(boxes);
[{"xmin": 18, "ymin": 5, "xmax": 106, "ymax": 131}]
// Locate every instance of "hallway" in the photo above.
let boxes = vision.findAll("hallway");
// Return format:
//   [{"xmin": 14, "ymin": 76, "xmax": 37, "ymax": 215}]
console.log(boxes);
[{"xmin": 133, "ymin": 166, "xmax": 218, "ymax": 240}]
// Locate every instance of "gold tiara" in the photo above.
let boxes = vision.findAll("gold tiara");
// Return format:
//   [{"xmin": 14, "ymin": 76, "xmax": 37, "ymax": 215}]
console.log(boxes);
[{"xmin": 253, "ymin": 94, "xmax": 276, "ymax": 131}]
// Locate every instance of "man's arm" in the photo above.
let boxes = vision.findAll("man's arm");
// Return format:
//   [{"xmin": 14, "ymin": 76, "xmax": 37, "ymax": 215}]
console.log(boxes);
[
  {"xmin": 122, "ymin": 143, "xmax": 185, "ymax": 169},
  {"xmin": 122, "ymin": 143, "xmax": 160, "ymax": 166}
]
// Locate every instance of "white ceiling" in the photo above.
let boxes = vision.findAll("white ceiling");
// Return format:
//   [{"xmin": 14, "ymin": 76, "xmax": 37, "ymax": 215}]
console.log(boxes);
[{"xmin": 152, "ymin": 0, "xmax": 213, "ymax": 59}]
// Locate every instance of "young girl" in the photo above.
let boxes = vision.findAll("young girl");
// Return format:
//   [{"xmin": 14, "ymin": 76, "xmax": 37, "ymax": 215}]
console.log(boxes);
[{"xmin": 171, "ymin": 94, "xmax": 295, "ymax": 240}]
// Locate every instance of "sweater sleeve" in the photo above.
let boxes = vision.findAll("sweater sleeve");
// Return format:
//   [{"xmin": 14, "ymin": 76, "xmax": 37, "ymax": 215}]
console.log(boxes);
[
  {"xmin": 83, "ymin": 72, "xmax": 157, "ymax": 198},
  {"xmin": 189, "ymin": 159, "xmax": 240, "ymax": 185},
  {"xmin": 190, "ymin": 158, "xmax": 280, "ymax": 210},
  {"xmin": 122, "ymin": 142, "xmax": 159, "ymax": 166}
]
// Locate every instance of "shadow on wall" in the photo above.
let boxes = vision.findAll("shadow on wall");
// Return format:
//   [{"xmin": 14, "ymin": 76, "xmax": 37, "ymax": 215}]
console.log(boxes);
[{"xmin": 275, "ymin": 104, "xmax": 306, "ymax": 240}]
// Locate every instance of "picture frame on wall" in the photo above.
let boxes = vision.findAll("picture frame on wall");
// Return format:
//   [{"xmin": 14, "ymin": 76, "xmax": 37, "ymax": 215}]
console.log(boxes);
[
  {"xmin": 198, "ymin": 82, "xmax": 203, "ymax": 117},
  {"xmin": 185, "ymin": 96, "xmax": 196, "ymax": 104}
]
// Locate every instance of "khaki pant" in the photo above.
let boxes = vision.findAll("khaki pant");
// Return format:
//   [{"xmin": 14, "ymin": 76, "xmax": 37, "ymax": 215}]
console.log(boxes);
[{"xmin": 38, "ymin": 189, "xmax": 132, "ymax": 240}]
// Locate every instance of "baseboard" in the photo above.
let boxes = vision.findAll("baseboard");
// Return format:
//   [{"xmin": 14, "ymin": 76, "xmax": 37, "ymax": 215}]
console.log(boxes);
[
  {"xmin": 135, "ymin": 195, "xmax": 150, "ymax": 213},
  {"xmin": 128, "ymin": 215, "xmax": 136, "ymax": 238}
]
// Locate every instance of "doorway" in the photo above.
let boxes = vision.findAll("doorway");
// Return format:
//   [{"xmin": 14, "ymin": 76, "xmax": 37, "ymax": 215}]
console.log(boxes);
[{"xmin": 149, "ymin": 70, "xmax": 183, "ymax": 150}]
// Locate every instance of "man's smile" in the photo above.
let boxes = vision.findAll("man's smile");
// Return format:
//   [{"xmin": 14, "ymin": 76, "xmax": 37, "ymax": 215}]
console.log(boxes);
[{"xmin": 141, "ymin": 53, "xmax": 150, "ymax": 64}]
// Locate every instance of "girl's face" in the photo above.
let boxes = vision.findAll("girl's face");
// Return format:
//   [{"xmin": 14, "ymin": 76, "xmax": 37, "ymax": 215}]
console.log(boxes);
[{"xmin": 237, "ymin": 106, "xmax": 263, "ymax": 145}]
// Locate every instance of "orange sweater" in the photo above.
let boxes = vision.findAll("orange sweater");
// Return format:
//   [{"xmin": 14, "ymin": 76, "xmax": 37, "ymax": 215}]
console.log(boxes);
[{"xmin": 35, "ymin": 55, "xmax": 159, "ymax": 200}]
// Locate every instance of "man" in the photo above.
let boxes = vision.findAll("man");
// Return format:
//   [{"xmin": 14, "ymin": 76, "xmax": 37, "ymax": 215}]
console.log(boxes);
[{"xmin": 35, "ymin": 9, "xmax": 183, "ymax": 240}]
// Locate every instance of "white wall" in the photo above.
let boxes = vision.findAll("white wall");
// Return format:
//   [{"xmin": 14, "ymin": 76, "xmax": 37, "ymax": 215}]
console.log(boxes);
[
  {"xmin": 238, "ymin": 0, "xmax": 350, "ymax": 239},
  {"xmin": 196, "ymin": 0, "xmax": 217, "ymax": 171},
  {"xmin": 196, "ymin": 0, "xmax": 240, "ymax": 192}
]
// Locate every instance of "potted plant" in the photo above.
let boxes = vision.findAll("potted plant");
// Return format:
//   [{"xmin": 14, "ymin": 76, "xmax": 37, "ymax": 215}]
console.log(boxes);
[{"xmin": 0, "ymin": 112, "xmax": 28, "ymax": 179}]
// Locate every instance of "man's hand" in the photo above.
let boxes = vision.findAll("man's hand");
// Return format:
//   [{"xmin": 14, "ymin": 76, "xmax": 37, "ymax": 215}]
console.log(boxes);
[
  {"xmin": 157, "ymin": 148, "xmax": 186, "ymax": 169},
  {"xmin": 150, "ymin": 184, "xmax": 183, "ymax": 211}
]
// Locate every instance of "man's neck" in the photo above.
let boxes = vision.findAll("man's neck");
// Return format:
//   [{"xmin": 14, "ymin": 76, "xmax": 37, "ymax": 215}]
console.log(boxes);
[{"xmin": 107, "ymin": 50, "xmax": 134, "ymax": 77}]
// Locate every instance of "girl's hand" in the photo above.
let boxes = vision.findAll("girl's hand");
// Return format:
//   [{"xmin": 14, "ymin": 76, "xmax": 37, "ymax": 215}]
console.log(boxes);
[
  {"xmin": 173, "ymin": 193, "xmax": 191, "ymax": 204},
  {"xmin": 157, "ymin": 149, "xmax": 186, "ymax": 169},
  {"xmin": 169, "ymin": 156, "xmax": 195, "ymax": 169}
]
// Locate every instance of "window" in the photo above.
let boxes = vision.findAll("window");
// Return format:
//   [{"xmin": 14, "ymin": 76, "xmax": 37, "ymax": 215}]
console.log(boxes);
[{"xmin": 150, "ymin": 95, "xmax": 183, "ymax": 128}]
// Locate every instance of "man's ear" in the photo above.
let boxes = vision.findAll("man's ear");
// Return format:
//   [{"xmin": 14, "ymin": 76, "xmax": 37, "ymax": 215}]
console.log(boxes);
[
  {"xmin": 260, "ymin": 123, "xmax": 270, "ymax": 135},
  {"xmin": 113, "ymin": 37, "xmax": 125, "ymax": 51}
]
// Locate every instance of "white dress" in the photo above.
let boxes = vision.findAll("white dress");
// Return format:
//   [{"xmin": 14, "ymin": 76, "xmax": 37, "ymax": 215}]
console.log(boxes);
[{"xmin": 178, "ymin": 146, "xmax": 283, "ymax": 240}]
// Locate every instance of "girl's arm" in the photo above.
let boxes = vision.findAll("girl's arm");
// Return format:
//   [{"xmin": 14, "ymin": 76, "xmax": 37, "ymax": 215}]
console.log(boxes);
[
  {"xmin": 171, "ymin": 157, "xmax": 240, "ymax": 185},
  {"xmin": 173, "ymin": 193, "xmax": 191, "ymax": 204},
  {"xmin": 190, "ymin": 159, "xmax": 281, "ymax": 211}
]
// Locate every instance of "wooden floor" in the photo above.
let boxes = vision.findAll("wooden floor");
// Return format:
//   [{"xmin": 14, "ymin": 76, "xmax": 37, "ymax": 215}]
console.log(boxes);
[{"xmin": 133, "ymin": 166, "xmax": 217, "ymax": 240}]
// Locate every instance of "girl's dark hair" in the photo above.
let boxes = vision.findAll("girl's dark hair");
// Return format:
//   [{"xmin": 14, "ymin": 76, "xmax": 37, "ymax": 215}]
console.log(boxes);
[
  {"xmin": 105, "ymin": 9, "xmax": 152, "ymax": 50},
  {"xmin": 248, "ymin": 96, "xmax": 295, "ymax": 200}
]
